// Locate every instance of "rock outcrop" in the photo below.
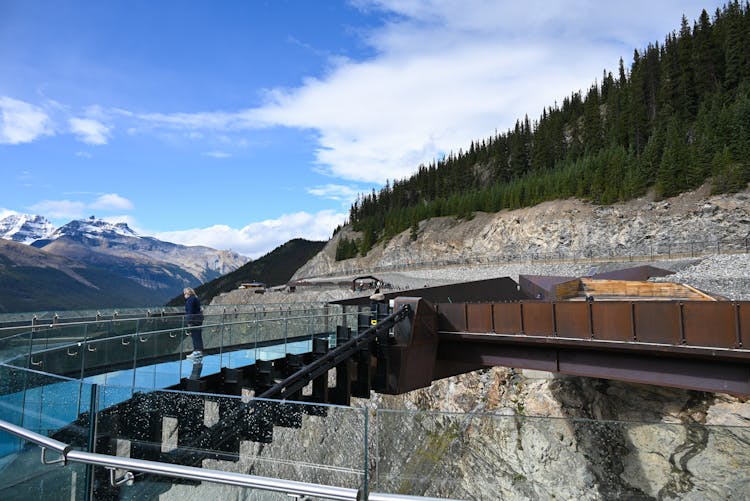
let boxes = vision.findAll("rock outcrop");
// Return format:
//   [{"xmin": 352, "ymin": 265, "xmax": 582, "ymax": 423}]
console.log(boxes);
[{"xmin": 294, "ymin": 185, "xmax": 750, "ymax": 280}]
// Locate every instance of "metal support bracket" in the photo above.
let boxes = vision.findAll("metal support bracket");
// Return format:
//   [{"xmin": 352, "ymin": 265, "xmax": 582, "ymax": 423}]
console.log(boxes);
[
  {"xmin": 108, "ymin": 467, "xmax": 135, "ymax": 487},
  {"xmin": 40, "ymin": 446, "xmax": 66, "ymax": 466}
]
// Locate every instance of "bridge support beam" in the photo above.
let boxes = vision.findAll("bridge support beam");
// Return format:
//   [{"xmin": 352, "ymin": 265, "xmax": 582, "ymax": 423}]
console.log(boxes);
[{"xmin": 436, "ymin": 337, "xmax": 750, "ymax": 396}]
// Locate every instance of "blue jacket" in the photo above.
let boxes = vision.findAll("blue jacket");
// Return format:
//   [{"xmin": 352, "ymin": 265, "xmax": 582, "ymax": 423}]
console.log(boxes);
[{"xmin": 185, "ymin": 295, "xmax": 203, "ymax": 324}]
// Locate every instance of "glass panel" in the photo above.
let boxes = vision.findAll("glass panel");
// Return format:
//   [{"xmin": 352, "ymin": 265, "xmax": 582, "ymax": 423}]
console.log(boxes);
[
  {"xmin": 0, "ymin": 365, "xmax": 93, "ymax": 500},
  {"xmin": 82, "ymin": 333, "xmax": 136, "ymax": 387},
  {"xmin": 0, "ymin": 328, "xmax": 33, "ymax": 367}
]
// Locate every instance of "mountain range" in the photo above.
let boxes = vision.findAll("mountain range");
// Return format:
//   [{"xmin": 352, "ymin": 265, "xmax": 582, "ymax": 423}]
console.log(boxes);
[
  {"xmin": 0, "ymin": 214, "xmax": 249, "ymax": 313},
  {"xmin": 165, "ymin": 238, "xmax": 327, "ymax": 307}
]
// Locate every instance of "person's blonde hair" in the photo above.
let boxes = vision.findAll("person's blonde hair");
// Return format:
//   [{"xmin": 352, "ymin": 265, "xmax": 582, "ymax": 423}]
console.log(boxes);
[{"xmin": 183, "ymin": 287, "xmax": 196, "ymax": 297}]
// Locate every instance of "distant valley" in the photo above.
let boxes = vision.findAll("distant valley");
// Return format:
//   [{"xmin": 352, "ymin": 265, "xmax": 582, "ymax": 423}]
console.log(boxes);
[{"xmin": 0, "ymin": 214, "xmax": 249, "ymax": 313}]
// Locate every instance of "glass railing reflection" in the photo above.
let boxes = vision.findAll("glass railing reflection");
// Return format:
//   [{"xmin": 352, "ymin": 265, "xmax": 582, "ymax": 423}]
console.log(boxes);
[
  {"xmin": 0, "ymin": 364, "xmax": 93, "ymax": 499},
  {"xmin": 2, "ymin": 309, "xmax": 356, "ymax": 395}
]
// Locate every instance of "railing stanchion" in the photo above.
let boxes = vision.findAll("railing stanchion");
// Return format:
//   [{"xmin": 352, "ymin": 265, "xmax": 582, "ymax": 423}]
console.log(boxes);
[
  {"xmin": 84, "ymin": 383, "xmax": 99, "ymax": 501},
  {"xmin": 219, "ymin": 311, "xmax": 226, "ymax": 367}
]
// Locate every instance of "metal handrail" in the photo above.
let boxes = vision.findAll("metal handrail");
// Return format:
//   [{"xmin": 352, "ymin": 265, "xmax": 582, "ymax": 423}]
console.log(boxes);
[
  {"xmin": 0, "ymin": 418, "xmax": 461, "ymax": 501},
  {"xmin": 0, "ymin": 307, "xmax": 352, "ymax": 345},
  {"xmin": 13, "ymin": 310, "xmax": 359, "ymax": 360},
  {"xmin": 0, "ymin": 303, "xmax": 334, "ymax": 332}
]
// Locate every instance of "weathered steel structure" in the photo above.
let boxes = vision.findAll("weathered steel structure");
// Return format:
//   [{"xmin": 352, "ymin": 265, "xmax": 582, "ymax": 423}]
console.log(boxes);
[{"xmin": 264, "ymin": 273, "xmax": 750, "ymax": 399}]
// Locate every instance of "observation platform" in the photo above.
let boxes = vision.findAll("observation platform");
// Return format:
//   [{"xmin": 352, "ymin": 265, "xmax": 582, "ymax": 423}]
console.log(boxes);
[{"xmin": 1, "ymin": 270, "xmax": 749, "ymax": 499}]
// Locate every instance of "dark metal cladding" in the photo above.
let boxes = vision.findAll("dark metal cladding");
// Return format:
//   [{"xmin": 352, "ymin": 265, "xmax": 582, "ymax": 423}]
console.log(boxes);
[
  {"xmin": 682, "ymin": 302, "xmax": 737, "ymax": 348},
  {"xmin": 591, "ymin": 302, "xmax": 633, "ymax": 341},
  {"xmin": 555, "ymin": 302, "xmax": 591, "ymax": 339},
  {"xmin": 518, "ymin": 275, "xmax": 578, "ymax": 300},
  {"xmin": 330, "ymin": 276, "xmax": 526, "ymax": 306},
  {"xmin": 492, "ymin": 302, "xmax": 522, "ymax": 334},
  {"xmin": 436, "ymin": 340, "xmax": 559, "ymax": 375},
  {"xmin": 466, "ymin": 303, "xmax": 493, "ymax": 332},
  {"xmin": 740, "ymin": 302, "xmax": 749, "ymax": 348},
  {"xmin": 558, "ymin": 350, "xmax": 750, "ymax": 395},
  {"xmin": 385, "ymin": 297, "xmax": 440, "ymax": 394},
  {"xmin": 521, "ymin": 302, "xmax": 555, "ymax": 336},
  {"xmin": 437, "ymin": 302, "xmax": 466, "ymax": 332},
  {"xmin": 633, "ymin": 302, "xmax": 682, "ymax": 344}
]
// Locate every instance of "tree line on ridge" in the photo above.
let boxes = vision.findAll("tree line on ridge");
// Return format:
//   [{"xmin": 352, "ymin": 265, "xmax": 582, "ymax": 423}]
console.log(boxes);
[{"xmin": 336, "ymin": 2, "xmax": 750, "ymax": 260}]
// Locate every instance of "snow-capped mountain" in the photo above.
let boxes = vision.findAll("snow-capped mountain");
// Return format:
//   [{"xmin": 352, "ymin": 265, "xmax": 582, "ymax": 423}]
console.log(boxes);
[
  {"xmin": 0, "ymin": 215, "xmax": 249, "ymax": 298},
  {"xmin": 33, "ymin": 216, "xmax": 250, "ymax": 285},
  {"xmin": 0, "ymin": 214, "xmax": 55, "ymax": 244},
  {"xmin": 49, "ymin": 216, "xmax": 138, "ymax": 240}
]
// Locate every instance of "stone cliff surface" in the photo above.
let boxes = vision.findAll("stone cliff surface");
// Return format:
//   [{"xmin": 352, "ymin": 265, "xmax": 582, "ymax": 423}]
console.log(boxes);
[{"xmin": 294, "ymin": 184, "xmax": 750, "ymax": 280}]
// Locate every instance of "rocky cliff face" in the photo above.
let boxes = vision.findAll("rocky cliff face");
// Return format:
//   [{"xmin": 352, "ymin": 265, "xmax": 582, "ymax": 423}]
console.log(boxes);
[
  {"xmin": 294, "ymin": 185, "xmax": 750, "ymax": 279},
  {"xmin": 367, "ymin": 368, "xmax": 750, "ymax": 500}
]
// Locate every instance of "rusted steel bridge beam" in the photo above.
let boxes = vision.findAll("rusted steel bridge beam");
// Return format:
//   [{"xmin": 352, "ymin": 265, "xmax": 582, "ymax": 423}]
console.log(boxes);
[{"xmin": 402, "ymin": 299, "xmax": 750, "ymax": 396}]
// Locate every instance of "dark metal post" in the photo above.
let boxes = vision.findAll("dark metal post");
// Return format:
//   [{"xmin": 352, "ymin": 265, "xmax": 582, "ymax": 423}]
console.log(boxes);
[
  {"xmin": 735, "ymin": 303, "xmax": 743, "ymax": 348},
  {"xmin": 551, "ymin": 302, "xmax": 558, "ymax": 337},
  {"xmin": 84, "ymin": 383, "xmax": 99, "ymax": 501},
  {"xmin": 679, "ymin": 302, "xmax": 686, "ymax": 345}
]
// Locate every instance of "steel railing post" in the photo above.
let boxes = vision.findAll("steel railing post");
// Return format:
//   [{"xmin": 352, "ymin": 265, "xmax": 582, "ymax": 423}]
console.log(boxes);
[
  {"xmin": 363, "ymin": 406, "xmax": 370, "ymax": 499},
  {"xmin": 84, "ymin": 383, "xmax": 99, "ymax": 501}
]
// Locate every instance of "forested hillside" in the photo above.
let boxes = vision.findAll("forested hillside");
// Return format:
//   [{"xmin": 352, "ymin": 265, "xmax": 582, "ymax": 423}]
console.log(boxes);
[{"xmin": 337, "ymin": 2, "xmax": 750, "ymax": 260}]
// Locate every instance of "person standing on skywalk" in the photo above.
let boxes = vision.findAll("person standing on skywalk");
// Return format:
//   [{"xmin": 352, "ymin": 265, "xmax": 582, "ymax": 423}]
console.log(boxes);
[{"xmin": 183, "ymin": 287, "xmax": 204, "ymax": 360}]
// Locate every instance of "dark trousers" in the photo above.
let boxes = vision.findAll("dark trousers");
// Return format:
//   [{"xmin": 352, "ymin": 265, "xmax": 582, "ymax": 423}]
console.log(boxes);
[{"xmin": 187, "ymin": 322, "xmax": 204, "ymax": 351}]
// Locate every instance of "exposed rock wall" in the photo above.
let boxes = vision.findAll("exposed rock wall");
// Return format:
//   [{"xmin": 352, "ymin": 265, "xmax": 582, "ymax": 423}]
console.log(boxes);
[
  {"xmin": 368, "ymin": 368, "xmax": 750, "ymax": 500},
  {"xmin": 294, "ymin": 185, "xmax": 750, "ymax": 279}
]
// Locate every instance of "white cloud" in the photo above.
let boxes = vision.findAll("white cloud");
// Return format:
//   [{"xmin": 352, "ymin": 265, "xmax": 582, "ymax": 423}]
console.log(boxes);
[
  {"xmin": 2, "ymin": 0, "xmax": 721, "ymax": 189},
  {"xmin": 27, "ymin": 193, "xmax": 134, "ymax": 221},
  {"xmin": 246, "ymin": 0, "xmax": 708, "ymax": 183},
  {"xmin": 307, "ymin": 184, "xmax": 363, "ymax": 203},
  {"xmin": 202, "ymin": 150, "xmax": 231, "ymax": 158},
  {"xmin": 29, "ymin": 200, "xmax": 87, "ymax": 219},
  {"xmin": 75, "ymin": 151, "xmax": 93, "ymax": 158},
  {"xmin": 90, "ymin": 193, "xmax": 134, "ymax": 211},
  {"xmin": 153, "ymin": 210, "xmax": 347, "ymax": 258},
  {"xmin": 0, "ymin": 209, "xmax": 19, "ymax": 220},
  {"xmin": 0, "ymin": 96, "xmax": 54, "ymax": 144},
  {"xmin": 69, "ymin": 117, "xmax": 111, "ymax": 145}
]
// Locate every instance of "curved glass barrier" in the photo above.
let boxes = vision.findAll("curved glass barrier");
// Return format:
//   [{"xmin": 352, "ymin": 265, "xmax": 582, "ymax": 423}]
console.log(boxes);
[{"xmin": 0, "ymin": 365, "xmax": 93, "ymax": 499}]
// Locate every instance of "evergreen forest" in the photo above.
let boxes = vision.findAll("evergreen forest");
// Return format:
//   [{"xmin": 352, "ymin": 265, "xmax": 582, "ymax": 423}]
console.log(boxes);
[{"xmin": 336, "ymin": 2, "xmax": 750, "ymax": 260}]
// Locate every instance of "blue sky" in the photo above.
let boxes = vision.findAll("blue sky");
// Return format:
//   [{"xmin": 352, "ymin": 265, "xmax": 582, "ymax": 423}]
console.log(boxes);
[{"xmin": 0, "ymin": 0, "xmax": 727, "ymax": 258}]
